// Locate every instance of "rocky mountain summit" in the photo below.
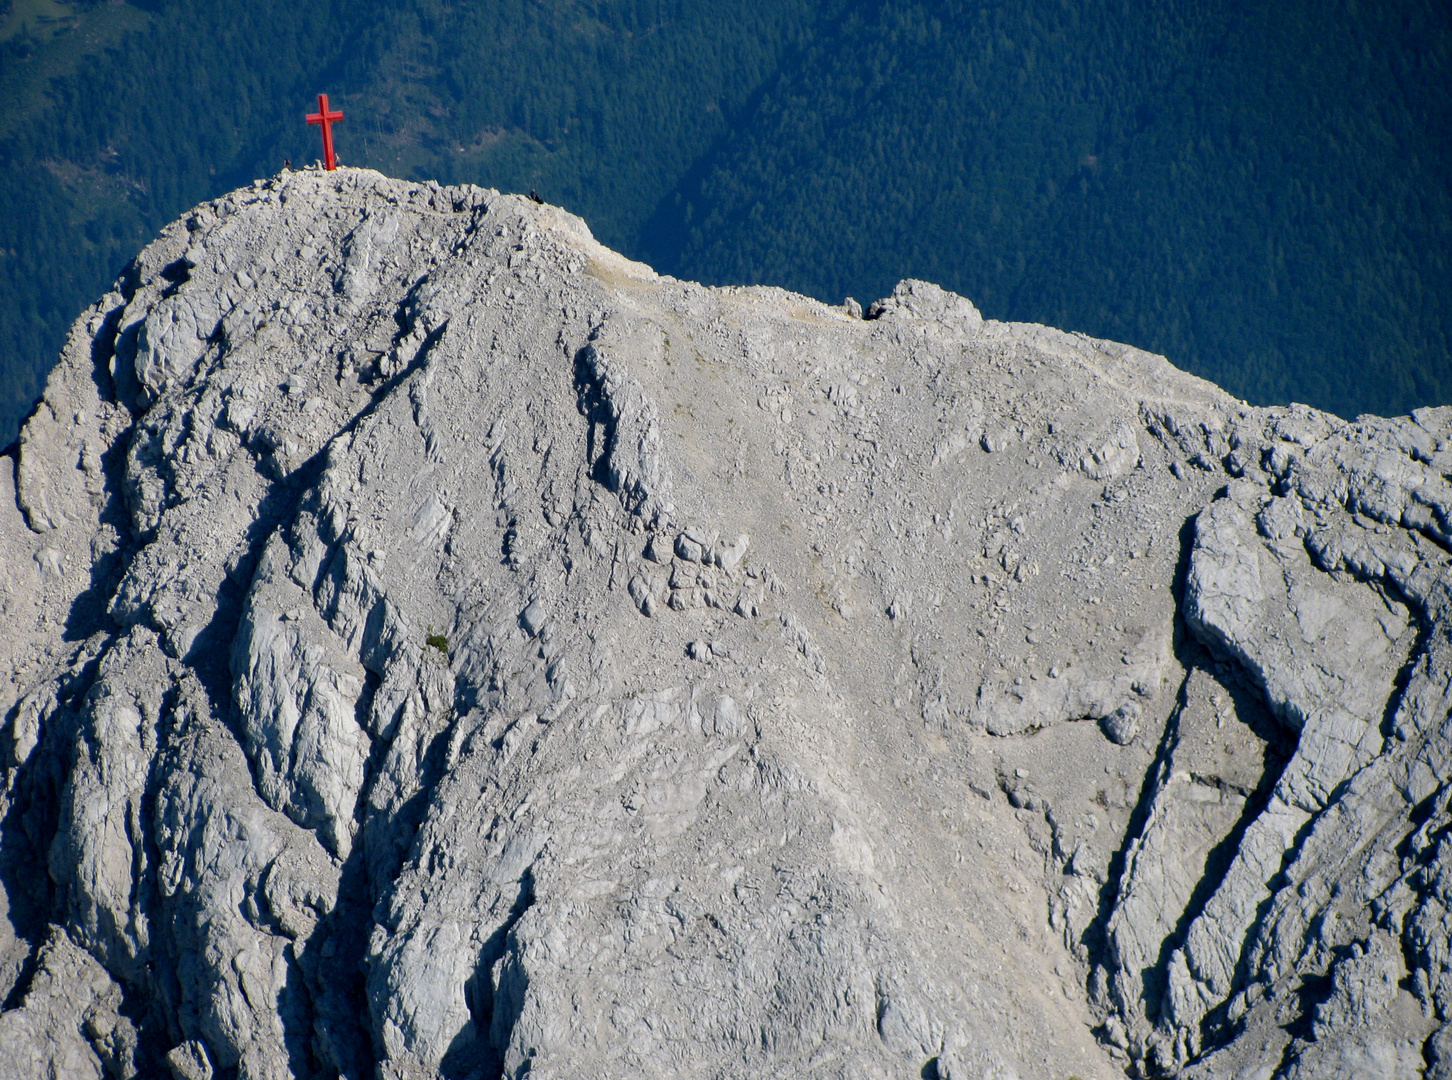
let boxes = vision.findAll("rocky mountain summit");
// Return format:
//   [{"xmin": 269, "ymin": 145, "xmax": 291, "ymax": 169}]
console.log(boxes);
[{"xmin": 1, "ymin": 167, "xmax": 1450, "ymax": 1080}]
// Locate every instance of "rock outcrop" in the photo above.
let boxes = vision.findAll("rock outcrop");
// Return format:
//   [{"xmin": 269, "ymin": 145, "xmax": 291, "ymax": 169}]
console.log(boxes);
[{"xmin": 1, "ymin": 167, "xmax": 1449, "ymax": 1079}]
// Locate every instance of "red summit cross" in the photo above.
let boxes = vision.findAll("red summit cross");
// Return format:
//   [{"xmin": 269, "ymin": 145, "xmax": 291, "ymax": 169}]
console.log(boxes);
[{"xmin": 306, "ymin": 93, "xmax": 344, "ymax": 171}]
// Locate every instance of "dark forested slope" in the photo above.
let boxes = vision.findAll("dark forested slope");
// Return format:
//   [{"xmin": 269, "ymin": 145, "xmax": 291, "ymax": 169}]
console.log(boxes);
[
  {"xmin": 1, "ymin": 0, "xmax": 1447, "ymax": 441},
  {"xmin": 646, "ymin": 0, "xmax": 1451, "ymax": 421}
]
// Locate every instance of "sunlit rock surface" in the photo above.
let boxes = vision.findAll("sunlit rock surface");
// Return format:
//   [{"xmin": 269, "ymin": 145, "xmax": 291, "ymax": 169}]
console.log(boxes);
[{"xmin": 2, "ymin": 167, "xmax": 1450, "ymax": 1079}]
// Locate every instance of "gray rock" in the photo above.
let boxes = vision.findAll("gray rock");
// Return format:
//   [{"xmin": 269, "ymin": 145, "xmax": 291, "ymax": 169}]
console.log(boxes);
[
  {"xmin": 0, "ymin": 927, "xmax": 133, "ymax": 1080},
  {"xmin": 1100, "ymin": 702, "xmax": 1141, "ymax": 745},
  {"xmin": 1, "ymin": 167, "xmax": 1448, "ymax": 1079},
  {"xmin": 164, "ymin": 1041, "xmax": 214, "ymax": 1080}
]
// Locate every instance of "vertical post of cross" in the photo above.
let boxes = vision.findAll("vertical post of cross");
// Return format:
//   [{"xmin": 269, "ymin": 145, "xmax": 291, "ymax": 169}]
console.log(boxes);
[{"xmin": 305, "ymin": 93, "xmax": 344, "ymax": 171}]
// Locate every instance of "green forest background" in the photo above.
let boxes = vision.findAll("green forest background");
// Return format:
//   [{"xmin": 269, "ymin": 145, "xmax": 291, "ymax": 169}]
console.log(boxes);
[{"xmin": 1, "ymin": 0, "xmax": 1447, "ymax": 444}]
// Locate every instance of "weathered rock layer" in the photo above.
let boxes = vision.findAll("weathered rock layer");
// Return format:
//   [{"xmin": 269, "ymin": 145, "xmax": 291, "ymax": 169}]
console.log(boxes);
[{"xmin": 2, "ymin": 168, "xmax": 1450, "ymax": 1079}]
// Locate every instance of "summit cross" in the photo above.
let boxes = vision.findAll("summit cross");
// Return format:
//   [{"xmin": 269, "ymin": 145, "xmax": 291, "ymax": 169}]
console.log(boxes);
[{"xmin": 305, "ymin": 93, "xmax": 344, "ymax": 171}]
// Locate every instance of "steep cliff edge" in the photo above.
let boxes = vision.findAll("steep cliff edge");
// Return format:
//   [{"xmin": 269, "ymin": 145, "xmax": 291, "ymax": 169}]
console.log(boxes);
[{"xmin": 2, "ymin": 167, "xmax": 1450, "ymax": 1079}]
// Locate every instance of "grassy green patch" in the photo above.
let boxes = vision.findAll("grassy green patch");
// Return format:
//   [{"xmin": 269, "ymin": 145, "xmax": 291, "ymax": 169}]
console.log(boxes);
[{"xmin": 0, "ymin": 0, "xmax": 76, "ymax": 45}]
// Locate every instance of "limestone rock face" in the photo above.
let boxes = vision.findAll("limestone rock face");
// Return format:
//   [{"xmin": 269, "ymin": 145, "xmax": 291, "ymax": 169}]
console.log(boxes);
[{"xmin": 1, "ymin": 167, "xmax": 1449, "ymax": 1079}]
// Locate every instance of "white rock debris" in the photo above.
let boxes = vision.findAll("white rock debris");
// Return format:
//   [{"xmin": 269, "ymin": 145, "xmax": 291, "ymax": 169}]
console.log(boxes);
[{"xmin": 1, "ymin": 167, "xmax": 1450, "ymax": 1080}]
